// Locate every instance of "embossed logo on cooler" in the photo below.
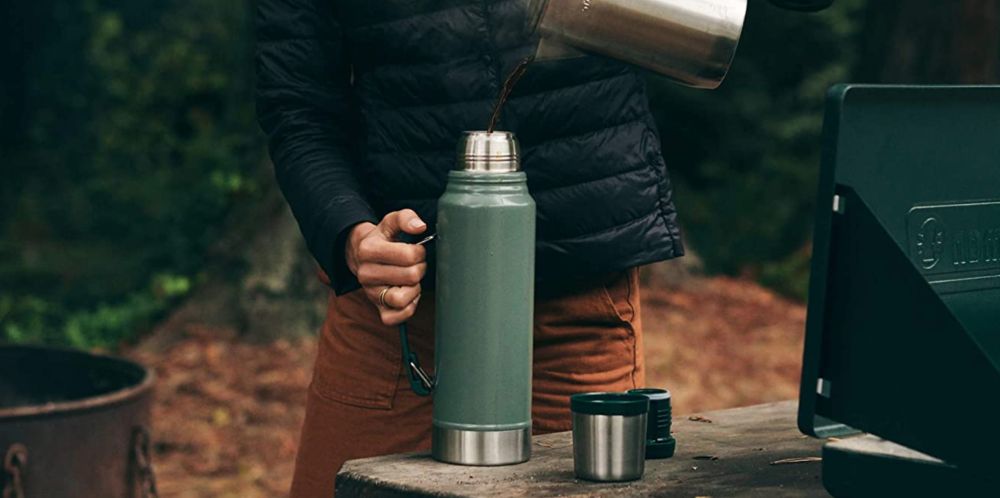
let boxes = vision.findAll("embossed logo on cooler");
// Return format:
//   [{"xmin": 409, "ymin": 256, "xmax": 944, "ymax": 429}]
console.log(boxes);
[
  {"xmin": 908, "ymin": 200, "xmax": 1000, "ymax": 293},
  {"xmin": 914, "ymin": 217, "xmax": 946, "ymax": 270}
]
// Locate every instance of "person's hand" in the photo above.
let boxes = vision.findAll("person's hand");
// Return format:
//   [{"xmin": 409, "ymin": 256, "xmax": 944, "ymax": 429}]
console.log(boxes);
[{"xmin": 345, "ymin": 209, "xmax": 427, "ymax": 325}]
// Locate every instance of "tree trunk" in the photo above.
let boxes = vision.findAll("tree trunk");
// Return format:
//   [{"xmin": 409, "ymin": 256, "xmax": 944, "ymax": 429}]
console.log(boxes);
[
  {"xmin": 236, "ymin": 200, "xmax": 329, "ymax": 341},
  {"xmin": 859, "ymin": 0, "xmax": 1000, "ymax": 84},
  {"xmin": 139, "ymin": 179, "xmax": 328, "ymax": 352}
]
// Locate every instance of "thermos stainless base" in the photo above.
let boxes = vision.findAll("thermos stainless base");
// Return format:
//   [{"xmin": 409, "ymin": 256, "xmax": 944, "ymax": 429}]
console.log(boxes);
[{"xmin": 431, "ymin": 426, "xmax": 531, "ymax": 466}]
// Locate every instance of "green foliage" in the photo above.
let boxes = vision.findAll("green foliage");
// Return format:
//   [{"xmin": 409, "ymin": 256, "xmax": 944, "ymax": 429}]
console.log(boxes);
[
  {"xmin": 647, "ymin": 0, "xmax": 866, "ymax": 300},
  {"xmin": 1, "ymin": 0, "xmax": 871, "ymax": 349},
  {"xmin": 1, "ymin": 0, "xmax": 263, "ymax": 347}
]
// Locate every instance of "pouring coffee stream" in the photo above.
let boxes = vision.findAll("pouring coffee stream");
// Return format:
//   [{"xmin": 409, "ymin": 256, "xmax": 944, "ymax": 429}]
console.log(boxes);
[{"xmin": 487, "ymin": 56, "xmax": 534, "ymax": 133}]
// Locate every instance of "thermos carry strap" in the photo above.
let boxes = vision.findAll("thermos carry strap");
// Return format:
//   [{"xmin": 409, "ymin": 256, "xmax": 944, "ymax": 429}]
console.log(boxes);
[
  {"xmin": 395, "ymin": 232, "xmax": 436, "ymax": 396},
  {"xmin": 399, "ymin": 323, "xmax": 435, "ymax": 396}
]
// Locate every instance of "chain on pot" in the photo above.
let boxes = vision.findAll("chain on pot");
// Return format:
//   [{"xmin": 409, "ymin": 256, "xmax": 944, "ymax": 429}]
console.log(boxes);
[
  {"xmin": 2, "ymin": 444, "xmax": 27, "ymax": 498},
  {"xmin": 132, "ymin": 427, "xmax": 159, "ymax": 498}
]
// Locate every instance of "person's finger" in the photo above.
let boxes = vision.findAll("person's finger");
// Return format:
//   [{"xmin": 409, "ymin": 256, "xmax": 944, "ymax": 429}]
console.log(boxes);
[
  {"xmin": 385, "ymin": 284, "xmax": 421, "ymax": 309},
  {"xmin": 379, "ymin": 299, "xmax": 419, "ymax": 326},
  {"xmin": 356, "ymin": 236, "xmax": 425, "ymax": 266},
  {"xmin": 396, "ymin": 209, "xmax": 427, "ymax": 235},
  {"xmin": 364, "ymin": 284, "xmax": 420, "ymax": 310},
  {"xmin": 356, "ymin": 262, "xmax": 426, "ymax": 287},
  {"xmin": 364, "ymin": 286, "xmax": 386, "ymax": 309},
  {"xmin": 378, "ymin": 209, "xmax": 426, "ymax": 239}
]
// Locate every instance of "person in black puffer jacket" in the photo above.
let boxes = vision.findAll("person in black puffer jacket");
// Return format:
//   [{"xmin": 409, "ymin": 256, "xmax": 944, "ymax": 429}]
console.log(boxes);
[{"xmin": 256, "ymin": 1, "xmax": 683, "ymax": 495}]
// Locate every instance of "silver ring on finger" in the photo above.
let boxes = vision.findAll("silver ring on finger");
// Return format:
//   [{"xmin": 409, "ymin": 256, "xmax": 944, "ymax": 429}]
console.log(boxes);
[{"xmin": 378, "ymin": 286, "xmax": 393, "ymax": 309}]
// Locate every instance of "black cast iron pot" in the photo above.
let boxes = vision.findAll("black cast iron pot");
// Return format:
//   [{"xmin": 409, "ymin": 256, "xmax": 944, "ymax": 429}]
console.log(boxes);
[{"xmin": 0, "ymin": 346, "xmax": 155, "ymax": 498}]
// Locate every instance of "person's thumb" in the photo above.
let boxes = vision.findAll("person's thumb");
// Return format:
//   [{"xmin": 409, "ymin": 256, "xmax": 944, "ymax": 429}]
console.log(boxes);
[{"xmin": 379, "ymin": 209, "xmax": 426, "ymax": 239}]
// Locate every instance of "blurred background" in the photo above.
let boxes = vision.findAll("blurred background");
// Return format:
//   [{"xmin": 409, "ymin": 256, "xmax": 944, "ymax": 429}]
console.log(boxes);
[{"xmin": 2, "ymin": 0, "xmax": 999, "ymax": 496}]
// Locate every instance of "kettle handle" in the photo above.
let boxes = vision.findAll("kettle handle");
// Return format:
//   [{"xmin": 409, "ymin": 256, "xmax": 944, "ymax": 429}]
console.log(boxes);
[{"xmin": 399, "ymin": 322, "xmax": 435, "ymax": 396}]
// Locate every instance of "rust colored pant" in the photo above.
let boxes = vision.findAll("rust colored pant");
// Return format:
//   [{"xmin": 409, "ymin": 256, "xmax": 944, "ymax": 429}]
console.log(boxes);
[{"xmin": 290, "ymin": 269, "xmax": 644, "ymax": 498}]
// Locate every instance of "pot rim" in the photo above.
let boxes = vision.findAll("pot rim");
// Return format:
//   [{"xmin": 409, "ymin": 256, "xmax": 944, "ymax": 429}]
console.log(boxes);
[{"xmin": 0, "ymin": 345, "xmax": 155, "ymax": 421}]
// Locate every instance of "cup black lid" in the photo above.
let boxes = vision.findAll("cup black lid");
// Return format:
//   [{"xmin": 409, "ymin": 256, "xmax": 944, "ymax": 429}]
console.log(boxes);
[
  {"xmin": 628, "ymin": 388, "xmax": 672, "ymax": 401},
  {"xmin": 571, "ymin": 392, "xmax": 649, "ymax": 416}
]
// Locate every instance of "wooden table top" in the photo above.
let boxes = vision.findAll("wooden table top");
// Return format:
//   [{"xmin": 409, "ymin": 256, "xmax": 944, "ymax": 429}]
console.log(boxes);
[{"xmin": 337, "ymin": 401, "xmax": 829, "ymax": 497}]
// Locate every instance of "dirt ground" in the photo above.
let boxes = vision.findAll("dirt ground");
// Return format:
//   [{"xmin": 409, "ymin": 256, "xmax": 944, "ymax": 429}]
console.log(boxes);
[{"xmin": 129, "ymin": 275, "xmax": 806, "ymax": 497}]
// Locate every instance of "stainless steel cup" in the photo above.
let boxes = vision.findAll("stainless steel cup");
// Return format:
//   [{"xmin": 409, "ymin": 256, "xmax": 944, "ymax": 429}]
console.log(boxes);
[
  {"xmin": 527, "ymin": 0, "xmax": 747, "ymax": 89},
  {"xmin": 571, "ymin": 393, "xmax": 650, "ymax": 482}
]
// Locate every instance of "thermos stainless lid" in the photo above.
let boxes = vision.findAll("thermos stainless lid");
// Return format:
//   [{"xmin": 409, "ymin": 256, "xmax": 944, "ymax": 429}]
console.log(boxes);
[{"xmin": 456, "ymin": 131, "xmax": 521, "ymax": 173}]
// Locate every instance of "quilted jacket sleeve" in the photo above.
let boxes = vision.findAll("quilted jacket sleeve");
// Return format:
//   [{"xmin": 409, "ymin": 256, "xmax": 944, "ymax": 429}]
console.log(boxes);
[{"xmin": 256, "ymin": 0, "xmax": 376, "ymax": 295}]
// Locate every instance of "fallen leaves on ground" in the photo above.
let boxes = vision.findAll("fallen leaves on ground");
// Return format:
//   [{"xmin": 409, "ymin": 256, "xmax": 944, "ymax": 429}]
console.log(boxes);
[
  {"xmin": 129, "ymin": 327, "xmax": 315, "ymax": 498},
  {"xmin": 643, "ymin": 276, "xmax": 806, "ymax": 414}
]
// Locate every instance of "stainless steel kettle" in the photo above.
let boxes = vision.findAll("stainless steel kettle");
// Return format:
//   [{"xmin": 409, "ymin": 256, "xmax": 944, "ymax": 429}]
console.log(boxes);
[{"xmin": 527, "ymin": 0, "xmax": 748, "ymax": 89}]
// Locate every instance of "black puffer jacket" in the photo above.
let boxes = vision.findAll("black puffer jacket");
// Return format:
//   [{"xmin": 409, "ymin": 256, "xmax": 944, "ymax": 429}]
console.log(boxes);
[{"xmin": 256, "ymin": 0, "xmax": 683, "ymax": 294}]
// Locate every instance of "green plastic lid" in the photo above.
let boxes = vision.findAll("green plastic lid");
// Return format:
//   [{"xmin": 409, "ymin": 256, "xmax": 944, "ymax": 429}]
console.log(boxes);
[{"xmin": 570, "ymin": 393, "xmax": 649, "ymax": 417}]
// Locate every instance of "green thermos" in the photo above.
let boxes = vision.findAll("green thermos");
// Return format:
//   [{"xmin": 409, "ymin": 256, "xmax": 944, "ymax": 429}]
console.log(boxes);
[{"xmin": 429, "ymin": 131, "xmax": 535, "ymax": 465}]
